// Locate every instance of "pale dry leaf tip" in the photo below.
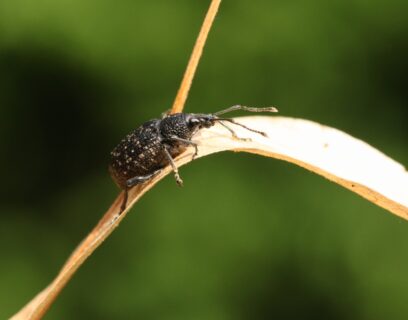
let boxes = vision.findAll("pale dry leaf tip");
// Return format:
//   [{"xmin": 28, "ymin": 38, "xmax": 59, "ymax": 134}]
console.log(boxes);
[
  {"xmin": 11, "ymin": 115, "xmax": 408, "ymax": 320},
  {"xmin": 193, "ymin": 116, "xmax": 408, "ymax": 218},
  {"xmin": 123, "ymin": 115, "xmax": 408, "ymax": 218}
]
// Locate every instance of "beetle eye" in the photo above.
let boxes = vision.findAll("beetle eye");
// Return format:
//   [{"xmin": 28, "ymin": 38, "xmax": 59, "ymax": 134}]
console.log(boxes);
[{"xmin": 189, "ymin": 118, "xmax": 201, "ymax": 126}]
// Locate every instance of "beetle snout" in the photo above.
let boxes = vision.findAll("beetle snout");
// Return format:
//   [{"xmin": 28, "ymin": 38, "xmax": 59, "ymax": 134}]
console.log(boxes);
[
  {"xmin": 201, "ymin": 118, "xmax": 214, "ymax": 128},
  {"xmin": 187, "ymin": 115, "xmax": 213, "ymax": 129},
  {"xmin": 197, "ymin": 117, "xmax": 215, "ymax": 129}
]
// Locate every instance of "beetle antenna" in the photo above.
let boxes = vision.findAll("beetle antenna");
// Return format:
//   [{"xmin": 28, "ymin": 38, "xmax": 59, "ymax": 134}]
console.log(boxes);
[
  {"xmin": 214, "ymin": 105, "xmax": 278, "ymax": 116},
  {"xmin": 215, "ymin": 118, "xmax": 268, "ymax": 137}
]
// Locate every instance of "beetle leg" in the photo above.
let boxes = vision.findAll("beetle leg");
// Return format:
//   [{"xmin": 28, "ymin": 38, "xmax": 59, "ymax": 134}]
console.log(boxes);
[
  {"xmin": 163, "ymin": 146, "xmax": 184, "ymax": 186},
  {"xmin": 168, "ymin": 136, "xmax": 199, "ymax": 160},
  {"xmin": 119, "ymin": 188, "xmax": 129, "ymax": 215},
  {"xmin": 118, "ymin": 170, "xmax": 161, "ymax": 215},
  {"xmin": 126, "ymin": 170, "xmax": 161, "ymax": 188}
]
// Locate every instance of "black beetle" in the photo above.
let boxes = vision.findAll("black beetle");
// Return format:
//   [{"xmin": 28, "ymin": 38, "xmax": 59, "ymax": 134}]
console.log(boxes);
[{"xmin": 109, "ymin": 105, "xmax": 277, "ymax": 213}]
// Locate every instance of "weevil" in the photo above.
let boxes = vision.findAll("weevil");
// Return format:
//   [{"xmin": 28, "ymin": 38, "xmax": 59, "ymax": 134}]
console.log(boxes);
[{"xmin": 109, "ymin": 105, "xmax": 278, "ymax": 214}]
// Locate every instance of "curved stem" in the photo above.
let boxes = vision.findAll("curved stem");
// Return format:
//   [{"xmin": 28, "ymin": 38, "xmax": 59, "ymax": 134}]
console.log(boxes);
[{"xmin": 12, "ymin": 116, "xmax": 408, "ymax": 319}]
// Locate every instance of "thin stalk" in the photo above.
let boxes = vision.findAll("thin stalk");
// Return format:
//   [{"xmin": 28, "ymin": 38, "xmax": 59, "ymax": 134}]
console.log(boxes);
[{"xmin": 170, "ymin": 0, "xmax": 221, "ymax": 114}]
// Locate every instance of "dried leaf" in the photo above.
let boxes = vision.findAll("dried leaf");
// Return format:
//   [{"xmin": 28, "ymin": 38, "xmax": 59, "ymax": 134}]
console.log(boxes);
[{"xmin": 11, "ymin": 116, "xmax": 408, "ymax": 320}]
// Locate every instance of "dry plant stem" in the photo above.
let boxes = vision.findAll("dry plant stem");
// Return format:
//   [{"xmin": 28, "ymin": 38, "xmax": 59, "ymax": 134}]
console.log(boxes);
[
  {"xmin": 170, "ymin": 0, "xmax": 221, "ymax": 114},
  {"xmin": 13, "ymin": 1, "xmax": 221, "ymax": 318},
  {"xmin": 12, "ymin": 116, "xmax": 408, "ymax": 320}
]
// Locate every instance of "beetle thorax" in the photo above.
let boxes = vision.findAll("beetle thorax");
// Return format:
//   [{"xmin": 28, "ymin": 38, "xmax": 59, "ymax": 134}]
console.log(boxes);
[{"xmin": 159, "ymin": 113, "xmax": 192, "ymax": 140}]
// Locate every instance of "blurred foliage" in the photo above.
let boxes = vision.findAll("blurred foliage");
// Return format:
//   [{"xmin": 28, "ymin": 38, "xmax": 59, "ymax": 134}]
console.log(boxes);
[{"xmin": 0, "ymin": 0, "xmax": 407, "ymax": 319}]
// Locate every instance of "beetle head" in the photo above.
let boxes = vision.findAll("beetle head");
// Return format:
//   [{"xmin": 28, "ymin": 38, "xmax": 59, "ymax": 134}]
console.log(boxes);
[{"xmin": 186, "ymin": 114, "xmax": 216, "ymax": 130}]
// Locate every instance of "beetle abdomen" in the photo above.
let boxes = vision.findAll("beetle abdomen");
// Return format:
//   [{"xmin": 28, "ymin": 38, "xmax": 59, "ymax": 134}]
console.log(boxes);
[{"xmin": 109, "ymin": 119, "xmax": 166, "ymax": 188}]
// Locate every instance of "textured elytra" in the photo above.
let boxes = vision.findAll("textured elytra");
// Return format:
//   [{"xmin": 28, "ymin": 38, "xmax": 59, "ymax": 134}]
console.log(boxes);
[{"xmin": 109, "ymin": 114, "xmax": 198, "ymax": 189}]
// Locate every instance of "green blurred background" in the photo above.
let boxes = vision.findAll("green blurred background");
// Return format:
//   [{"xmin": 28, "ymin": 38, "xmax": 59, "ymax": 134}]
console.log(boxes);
[{"xmin": 1, "ymin": 0, "xmax": 407, "ymax": 319}]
